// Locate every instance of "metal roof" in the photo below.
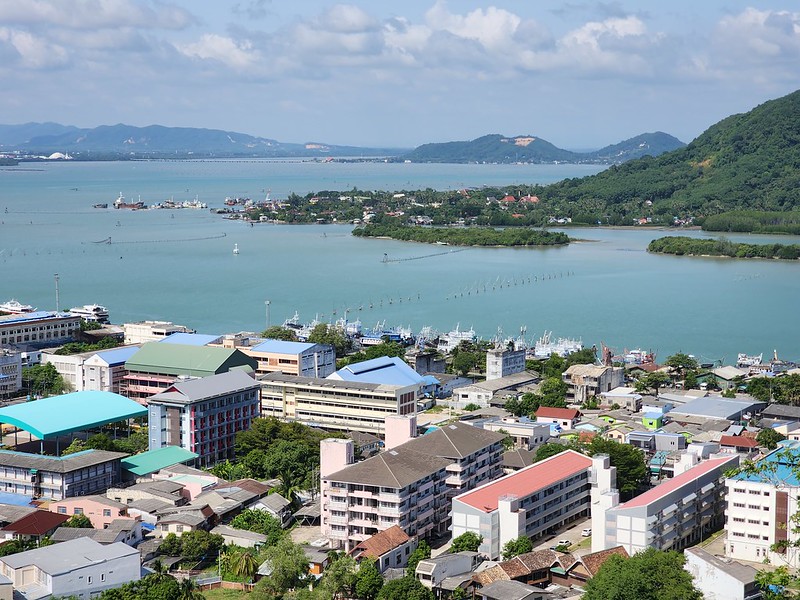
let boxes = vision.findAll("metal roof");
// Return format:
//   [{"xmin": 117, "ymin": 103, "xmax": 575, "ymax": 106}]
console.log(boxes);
[
  {"xmin": 0, "ymin": 391, "xmax": 146, "ymax": 439},
  {"xmin": 0, "ymin": 537, "xmax": 138, "ymax": 574},
  {"xmin": 251, "ymin": 339, "xmax": 317, "ymax": 354},
  {"xmin": 0, "ymin": 449, "xmax": 127, "ymax": 473},
  {"xmin": 89, "ymin": 345, "xmax": 141, "ymax": 365},
  {"xmin": 125, "ymin": 342, "xmax": 257, "ymax": 376},
  {"xmin": 149, "ymin": 370, "xmax": 260, "ymax": 405},
  {"xmin": 0, "ymin": 311, "xmax": 76, "ymax": 325},
  {"xmin": 120, "ymin": 446, "xmax": 199, "ymax": 476},
  {"xmin": 159, "ymin": 332, "xmax": 222, "ymax": 346},
  {"xmin": 329, "ymin": 356, "xmax": 423, "ymax": 387}
]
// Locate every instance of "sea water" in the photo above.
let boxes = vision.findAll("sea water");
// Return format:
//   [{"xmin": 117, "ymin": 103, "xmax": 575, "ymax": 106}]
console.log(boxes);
[{"xmin": 0, "ymin": 160, "xmax": 798, "ymax": 363}]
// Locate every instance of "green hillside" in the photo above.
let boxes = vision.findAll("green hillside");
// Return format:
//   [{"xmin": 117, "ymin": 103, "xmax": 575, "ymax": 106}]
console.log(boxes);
[{"xmin": 538, "ymin": 90, "xmax": 800, "ymax": 225}]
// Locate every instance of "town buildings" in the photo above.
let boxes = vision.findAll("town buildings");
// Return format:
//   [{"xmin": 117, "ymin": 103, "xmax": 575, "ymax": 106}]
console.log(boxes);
[
  {"xmin": 0, "ymin": 311, "xmax": 80, "ymax": 348},
  {"xmin": 217, "ymin": 338, "xmax": 336, "ymax": 378},
  {"xmin": 450, "ymin": 450, "xmax": 595, "ymax": 559},
  {"xmin": 147, "ymin": 370, "xmax": 261, "ymax": 467},
  {"xmin": 0, "ymin": 348, "xmax": 22, "ymax": 398},
  {"xmin": 42, "ymin": 345, "xmax": 139, "ymax": 393},
  {"xmin": 349, "ymin": 525, "xmax": 417, "ymax": 572},
  {"xmin": 122, "ymin": 320, "xmax": 194, "ymax": 344},
  {"xmin": 562, "ymin": 364, "xmax": 624, "ymax": 404},
  {"xmin": 259, "ymin": 373, "xmax": 418, "ymax": 433}
]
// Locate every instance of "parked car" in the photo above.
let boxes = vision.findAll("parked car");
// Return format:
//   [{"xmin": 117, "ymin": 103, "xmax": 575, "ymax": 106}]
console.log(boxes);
[
  {"xmin": 581, "ymin": 528, "xmax": 592, "ymax": 537},
  {"xmin": 557, "ymin": 539, "xmax": 571, "ymax": 546}
]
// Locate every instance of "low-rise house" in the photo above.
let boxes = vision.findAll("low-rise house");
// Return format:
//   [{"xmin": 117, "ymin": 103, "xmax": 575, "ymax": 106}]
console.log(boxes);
[
  {"xmin": 479, "ymin": 580, "xmax": 549, "ymax": 600},
  {"xmin": 719, "ymin": 435, "xmax": 760, "ymax": 454},
  {"xmin": 710, "ymin": 366, "xmax": 748, "ymax": 391},
  {"xmin": 480, "ymin": 418, "xmax": 551, "ymax": 451},
  {"xmin": 452, "ymin": 372, "xmax": 540, "ymax": 409},
  {"xmin": 126, "ymin": 498, "xmax": 173, "ymax": 525},
  {"xmin": 502, "ymin": 448, "xmax": 535, "ymax": 472},
  {"xmin": 0, "ymin": 538, "xmax": 139, "ymax": 600},
  {"xmin": 549, "ymin": 546, "xmax": 629, "ymax": 588},
  {"xmin": 211, "ymin": 524, "xmax": 267, "ymax": 548},
  {"xmin": 155, "ymin": 508, "xmax": 212, "ymax": 538},
  {"xmin": 48, "ymin": 495, "xmax": 131, "ymax": 530},
  {"xmin": 416, "ymin": 551, "xmax": 481, "ymax": 591},
  {"xmin": 535, "ymin": 407, "xmax": 581, "ymax": 431},
  {"xmin": 683, "ymin": 546, "xmax": 760, "ymax": 600},
  {"xmin": 599, "ymin": 386, "xmax": 642, "ymax": 411},
  {"xmin": 107, "ymin": 479, "xmax": 187, "ymax": 506},
  {"xmin": 253, "ymin": 493, "xmax": 293, "ymax": 527},
  {"xmin": 50, "ymin": 518, "xmax": 143, "ymax": 547},
  {"xmin": 349, "ymin": 525, "xmax": 416, "ymax": 572},
  {"xmin": 0, "ymin": 511, "xmax": 69, "ymax": 543}
]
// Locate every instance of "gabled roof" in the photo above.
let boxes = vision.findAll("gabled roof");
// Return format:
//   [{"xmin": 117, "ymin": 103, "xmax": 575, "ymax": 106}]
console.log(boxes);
[
  {"xmin": 536, "ymin": 407, "xmax": 580, "ymax": 420},
  {"xmin": 1, "ymin": 511, "xmax": 69, "ymax": 535},
  {"xmin": 720, "ymin": 435, "xmax": 759, "ymax": 449},
  {"xmin": 251, "ymin": 339, "xmax": 317, "ymax": 354},
  {"xmin": 88, "ymin": 345, "xmax": 141, "ymax": 366},
  {"xmin": 120, "ymin": 446, "xmax": 199, "ymax": 476},
  {"xmin": 0, "ymin": 537, "xmax": 138, "ymax": 573},
  {"xmin": 350, "ymin": 525, "xmax": 410, "ymax": 559},
  {"xmin": 149, "ymin": 370, "xmax": 259, "ymax": 405},
  {"xmin": 0, "ymin": 449, "xmax": 127, "ymax": 473},
  {"xmin": 401, "ymin": 422, "xmax": 506, "ymax": 459},
  {"xmin": 328, "ymin": 356, "xmax": 423, "ymax": 387},
  {"xmin": 125, "ymin": 342, "xmax": 256, "ymax": 377},
  {"xmin": 578, "ymin": 545, "xmax": 629, "ymax": 576},
  {"xmin": 326, "ymin": 447, "xmax": 451, "ymax": 488}
]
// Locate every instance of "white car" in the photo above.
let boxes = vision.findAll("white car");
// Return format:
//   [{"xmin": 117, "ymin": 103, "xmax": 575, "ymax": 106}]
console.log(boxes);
[
  {"xmin": 557, "ymin": 539, "xmax": 571, "ymax": 546},
  {"xmin": 581, "ymin": 528, "xmax": 592, "ymax": 537}
]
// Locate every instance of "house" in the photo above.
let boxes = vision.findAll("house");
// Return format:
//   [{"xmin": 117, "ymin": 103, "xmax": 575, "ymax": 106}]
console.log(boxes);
[
  {"xmin": 599, "ymin": 386, "xmax": 642, "ymax": 411},
  {"xmin": 535, "ymin": 407, "xmax": 581, "ymax": 430},
  {"xmin": 0, "ymin": 511, "xmax": 70, "ymax": 543},
  {"xmin": 253, "ymin": 493, "xmax": 293, "ymax": 527},
  {"xmin": 683, "ymin": 546, "xmax": 760, "ymax": 600},
  {"xmin": 502, "ymin": 448, "xmax": 536, "ymax": 471},
  {"xmin": 155, "ymin": 508, "xmax": 212, "ymax": 537},
  {"xmin": 719, "ymin": 435, "xmax": 759, "ymax": 454},
  {"xmin": 593, "ymin": 453, "xmax": 739, "ymax": 555},
  {"xmin": 562, "ymin": 365, "xmax": 624, "ymax": 404},
  {"xmin": 0, "ymin": 537, "xmax": 140, "ymax": 600},
  {"xmin": 451, "ymin": 450, "xmax": 597, "ymax": 559},
  {"xmin": 349, "ymin": 525, "xmax": 417, "ymax": 572},
  {"xmin": 478, "ymin": 580, "xmax": 549, "ymax": 600},
  {"xmin": 416, "ymin": 551, "xmax": 481, "ymax": 591},
  {"xmin": 122, "ymin": 320, "xmax": 194, "ymax": 344},
  {"xmin": 211, "ymin": 524, "xmax": 267, "ymax": 548},
  {"xmin": 480, "ymin": 418, "xmax": 551, "ymax": 450},
  {"xmin": 107, "ymin": 479, "xmax": 187, "ymax": 506},
  {"xmin": 147, "ymin": 369, "xmax": 261, "ymax": 466},
  {"xmin": 710, "ymin": 366, "xmax": 748, "ymax": 391},
  {"xmin": 48, "ymin": 496, "xmax": 131, "ymax": 529},
  {"xmin": 50, "ymin": 518, "xmax": 143, "ymax": 547},
  {"xmin": 452, "ymin": 372, "xmax": 540, "ymax": 409},
  {"xmin": 549, "ymin": 546, "xmax": 629, "ymax": 588}
]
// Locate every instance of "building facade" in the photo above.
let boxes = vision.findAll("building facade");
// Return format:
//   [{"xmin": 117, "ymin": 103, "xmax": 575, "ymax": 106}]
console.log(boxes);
[
  {"xmin": 260, "ymin": 373, "xmax": 418, "ymax": 434},
  {"xmin": 0, "ymin": 348, "xmax": 22, "ymax": 398},
  {"xmin": 451, "ymin": 450, "xmax": 595, "ymax": 559},
  {"xmin": 0, "ymin": 311, "xmax": 80, "ymax": 349},
  {"xmin": 486, "ymin": 347, "xmax": 526, "ymax": 381},
  {"xmin": 562, "ymin": 365, "xmax": 625, "ymax": 404},
  {"xmin": 122, "ymin": 320, "xmax": 194, "ymax": 344},
  {"xmin": 147, "ymin": 370, "xmax": 261, "ymax": 467},
  {"xmin": 220, "ymin": 339, "xmax": 336, "ymax": 378}
]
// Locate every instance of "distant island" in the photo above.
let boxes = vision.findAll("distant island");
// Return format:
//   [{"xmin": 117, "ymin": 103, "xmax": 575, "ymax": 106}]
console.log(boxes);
[
  {"xmin": 352, "ymin": 223, "xmax": 570, "ymax": 247},
  {"xmin": 648, "ymin": 236, "xmax": 800, "ymax": 260}
]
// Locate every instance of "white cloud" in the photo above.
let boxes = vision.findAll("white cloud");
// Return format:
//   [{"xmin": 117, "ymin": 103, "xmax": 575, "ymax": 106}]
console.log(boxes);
[
  {"xmin": 176, "ymin": 34, "xmax": 259, "ymax": 70},
  {"xmin": 713, "ymin": 8, "xmax": 800, "ymax": 62},
  {"xmin": 0, "ymin": 0, "xmax": 193, "ymax": 30},
  {"xmin": 425, "ymin": 1, "xmax": 522, "ymax": 49},
  {"xmin": 0, "ymin": 27, "xmax": 69, "ymax": 69}
]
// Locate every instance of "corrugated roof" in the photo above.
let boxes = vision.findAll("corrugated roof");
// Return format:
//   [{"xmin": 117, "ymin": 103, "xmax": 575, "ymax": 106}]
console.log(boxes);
[
  {"xmin": 670, "ymin": 396, "xmax": 765, "ymax": 420},
  {"xmin": 350, "ymin": 525, "xmax": 410, "ymax": 559},
  {"xmin": 125, "ymin": 342, "xmax": 256, "ymax": 377},
  {"xmin": 251, "ymin": 339, "xmax": 317, "ymax": 354},
  {"xmin": 329, "ymin": 356, "xmax": 423, "ymax": 387},
  {"xmin": 0, "ymin": 537, "xmax": 138, "ymax": 573},
  {"xmin": 620, "ymin": 456, "xmax": 737, "ymax": 509},
  {"xmin": 400, "ymin": 422, "xmax": 506, "ymax": 459},
  {"xmin": 159, "ymin": 333, "xmax": 222, "ymax": 346},
  {"xmin": 1, "ymin": 511, "xmax": 69, "ymax": 535},
  {"xmin": 88, "ymin": 345, "xmax": 141, "ymax": 365},
  {"xmin": 536, "ymin": 407, "xmax": 580, "ymax": 420},
  {"xmin": 0, "ymin": 391, "xmax": 146, "ymax": 439},
  {"xmin": 455, "ymin": 450, "xmax": 592, "ymax": 513},
  {"xmin": 0, "ymin": 311, "xmax": 75, "ymax": 325},
  {"xmin": 0, "ymin": 449, "xmax": 127, "ymax": 473},
  {"xmin": 120, "ymin": 446, "xmax": 199, "ymax": 476},
  {"xmin": 149, "ymin": 370, "xmax": 259, "ymax": 405}
]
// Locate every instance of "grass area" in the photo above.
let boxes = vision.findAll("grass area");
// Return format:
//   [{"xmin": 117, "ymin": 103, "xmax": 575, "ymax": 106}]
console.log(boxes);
[
  {"xmin": 698, "ymin": 529, "xmax": 726, "ymax": 548},
  {"xmin": 202, "ymin": 588, "xmax": 249, "ymax": 599},
  {"xmin": 425, "ymin": 405, "xmax": 446, "ymax": 413},
  {"xmin": 570, "ymin": 537, "xmax": 592, "ymax": 551}
]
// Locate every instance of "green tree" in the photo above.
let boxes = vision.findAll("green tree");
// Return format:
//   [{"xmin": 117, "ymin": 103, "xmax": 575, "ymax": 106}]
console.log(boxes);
[
  {"xmin": 585, "ymin": 438, "xmax": 648, "ymax": 498},
  {"xmin": 502, "ymin": 536, "xmax": 533, "ymax": 559},
  {"xmin": 406, "ymin": 540, "xmax": 431, "ymax": 576},
  {"xmin": 705, "ymin": 374, "xmax": 719, "ymax": 391},
  {"xmin": 229, "ymin": 548, "xmax": 260, "ymax": 582},
  {"xmin": 450, "ymin": 531, "xmax": 482, "ymax": 553},
  {"xmin": 253, "ymin": 537, "xmax": 309, "ymax": 596},
  {"xmin": 308, "ymin": 323, "xmax": 350, "ymax": 356},
  {"xmin": 159, "ymin": 533, "xmax": 181, "ymax": 556},
  {"xmin": 463, "ymin": 403, "xmax": 481, "ymax": 412},
  {"xmin": 757, "ymin": 428, "xmax": 786, "ymax": 451},
  {"xmin": 582, "ymin": 548, "xmax": 702, "ymax": 600},
  {"xmin": 635, "ymin": 371, "xmax": 671, "ymax": 395},
  {"xmin": 22, "ymin": 363, "xmax": 68, "ymax": 396},
  {"xmin": 177, "ymin": 577, "xmax": 204, "ymax": 600},
  {"xmin": 262, "ymin": 326, "xmax": 299, "ymax": 341},
  {"xmin": 320, "ymin": 553, "xmax": 358, "ymax": 599},
  {"xmin": 664, "ymin": 353, "xmax": 699, "ymax": 379},
  {"xmin": 452, "ymin": 351, "xmax": 480, "ymax": 376},
  {"xmin": 61, "ymin": 438, "xmax": 87, "ymax": 456},
  {"xmin": 755, "ymin": 566, "xmax": 793, "ymax": 600},
  {"xmin": 684, "ymin": 371, "xmax": 698, "ymax": 389},
  {"xmin": 533, "ymin": 443, "xmax": 568, "ymax": 463},
  {"xmin": 230, "ymin": 510, "xmax": 285, "ymax": 545},
  {"xmin": 376, "ymin": 576, "xmax": 434, "ymax": 600},
  {"xmin": 175, "ymin": 530, "xmax": 224, "ymax": 563},
  {"xmin": 63, "ymin": 514, "xmax": 93, "ymax": 528},
  {"xmin": 86, "ymin": 433, "xmax": 116, "ymax": 451},
  {"xmin": 355, "ymin": 559, "xmax": 384, "ymax": 600},
  {"xmin": 497, "ymin": 428, "xmax": 514, "ymax": 451}
]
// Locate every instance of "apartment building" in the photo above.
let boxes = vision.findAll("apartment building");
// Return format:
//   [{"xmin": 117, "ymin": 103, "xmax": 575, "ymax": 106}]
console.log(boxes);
[
  {"xmin": 147, "ymin": 370, "xmax": 261, "ymax": 467},
  {"xmin": 49, "ymin": 495, "xmax": 132, "ymax": 529},
  {"xmin": 486, "ymin": 347, "xmax": 526, "ymax": 381},
  {"xmin": 259, "ymin": 372, "xmax": 418, "ymax": 434},
  {"xmin": 562, "ymin": 365, "xmax": 624, "ymax": 404},
  {"xmin": 0, "ymin": 347, "xmax": 22, "ymax": 398},
  {"xmin": 594, "ymin": 453, "xmax": 739, "ymax": 555},
  {"xmin": 0, "ymin": 311, "xmax": 80, "ymax": 348},
  {"xmin": 42, "ymin": 345, "xmax": 139, "ymax": 392},
  {"xmin": 725, "ymin": 442, "xmax": 800, "ymax": 567},
  {"xmin": 321, "ymin": 420, "xmax": 505, "ymax": 550},
  {"xmin": 451, "ymin": 450, "xmax": 595, "ymax": 559},
  {"xmin": 215, "ymin": 338, "xmax": 336, "ymax": 378}
]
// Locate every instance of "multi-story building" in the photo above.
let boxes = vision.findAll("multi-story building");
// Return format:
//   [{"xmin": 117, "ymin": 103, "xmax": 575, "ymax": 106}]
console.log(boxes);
[
  {"xmin": 214, "ymin": 338, "xmax": 336, "ymax": 378},
  {"xmin": 0, "ymin": 537, "xmax": 140, "ymax": 600},
  {"xmin": 451, "ymin": 450, "xmax": 595, "ymax": 559},
  {"xmin": 122, "ymin": 342, "xmax": 257, "ymax": 402},
  {"xmin": 594, "ymin": 453, "xmax": 739, "ymax": 555},
  {"xmin": 122, "ymin": 320, "xmax": 194, "ymax": 344},
  {"xmin": 147, "ymin": 370, "xmax": 260, "ymax": 467},
  {"xmin": 0, "ymin": 311, "xmax": 80, "ymax": 348},
  {"xmin": 259, "ymin": 373, "xmax": 418, "ymax": 433},
  {"xmin": 725, "ymin": 442, "xmax": 800, "ymax": 567},
  {"xmin": 42, "ymin": 345, "xmax": 139, "ymax": 392},
  {"xmin": 48, "ymin": 495, "xmax": 132, "ymax": 529},
  {"xmin": 0, "ymin": 449, "xmax": 126, "ymax": 501},
  {"xmin": 486, "ymin": 347, "xmax": 526, "ymax": 381},
  {"xmin": 562, "ymin": 365, "xmax": 624, "ymax": 404},
  {"xmin": 321, "ymin": 420, "xmax": 505, "ymax": 550},
  {"xmin": 0, "ymin": 347, "xmax": 22, "ymax": 398}
]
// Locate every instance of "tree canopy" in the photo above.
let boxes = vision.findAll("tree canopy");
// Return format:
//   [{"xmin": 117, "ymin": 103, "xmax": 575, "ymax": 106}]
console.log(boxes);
[
  {"xmin": 376, "ymin": 576, "xmax": 434, "ymax": 600},
  {"xmin": 502, "ymin": 536, "xmax": 533, "ymax": 559},
  {"xmin": 450, "ymin": 531, "xmax": 483, "ymax": 553}
]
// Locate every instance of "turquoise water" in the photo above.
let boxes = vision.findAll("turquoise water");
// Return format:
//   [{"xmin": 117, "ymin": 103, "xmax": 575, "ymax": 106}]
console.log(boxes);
[{"xmin": 1, "ymin": 160, "xmax": 798, "ymax": 363}]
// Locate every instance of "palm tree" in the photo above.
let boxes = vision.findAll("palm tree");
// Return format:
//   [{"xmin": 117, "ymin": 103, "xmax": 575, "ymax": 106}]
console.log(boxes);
[
  {"xmin": 231, "ymin": 548, "xmax": 259, "ymax": 582},
  {"xmin": 178, "ymin": 577, "xmax": 205, "ymax": 600},
  {"xmin": 150, "ymin": 558, "xmax": 169, "ymax": 581}
]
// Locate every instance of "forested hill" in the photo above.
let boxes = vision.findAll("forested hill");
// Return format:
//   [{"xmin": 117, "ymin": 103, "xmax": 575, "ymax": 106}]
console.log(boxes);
[
  {"xmin": 537, "ymin": 89, "xmax": 800, "ymax": 223},
  {"xmin": 401, "ymin": 132, "xmax": 685, "ymax": 164}
]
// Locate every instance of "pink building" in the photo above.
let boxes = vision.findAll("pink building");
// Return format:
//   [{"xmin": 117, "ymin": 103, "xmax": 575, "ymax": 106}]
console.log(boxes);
[{"xmin": 49, "ymin": 495, "xmax": 134, "ymax": 530}]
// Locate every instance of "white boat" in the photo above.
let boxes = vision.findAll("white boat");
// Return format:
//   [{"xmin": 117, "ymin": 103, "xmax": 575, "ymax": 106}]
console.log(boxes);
[
  {"xmin": 0, "ymin": 299, "xmax": 36, "ymax": 314},
  {"xmin": 624, "ymin": 348, "xmax": 656, "ymax": 365},
  {"xmin": 68, "ymin": 304, "xmax": 110, "ymax": 324},
  {"xmin": 233, "ymin": 243, "xmax": 240, "ymax": 255},
  {"xmin": 437, "ymin": 323, "xmax": 477, "ymax": 353},
  {"xmin": 531, "ymin": 330, "xmax": 583, "ymax": 359},
  {"xmin": 736, "ymin": 353, "xmax": 763, "ymax": 368}
]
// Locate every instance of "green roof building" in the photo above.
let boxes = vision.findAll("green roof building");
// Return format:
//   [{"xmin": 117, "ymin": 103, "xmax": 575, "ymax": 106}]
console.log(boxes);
[{"xmin": 122, "ymin": 343, "xmax": 256, "ymax": 401}]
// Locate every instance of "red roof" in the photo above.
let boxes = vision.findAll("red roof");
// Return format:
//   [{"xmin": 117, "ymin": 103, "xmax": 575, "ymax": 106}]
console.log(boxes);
[
  {"xmin": 720, "ymin": 435, "xmax": 759, "ymax": 448},
  {"xmin": 619, "ymin": 456, "xmax": 738, "ymax": 509},
  {"xmin": 349, "ymin": 525, "xmax": 410, "ymax": 559},
  {"xmin": 455, "ymin": 450, "xmax": 592, "ymax": 513},
  {"xmin": 1, "ymin": 510, "xmax": 69, "ymax": 536},
  {"xmin": 536, "ymin": 407, "xmax": 580, "ymax": 420}
]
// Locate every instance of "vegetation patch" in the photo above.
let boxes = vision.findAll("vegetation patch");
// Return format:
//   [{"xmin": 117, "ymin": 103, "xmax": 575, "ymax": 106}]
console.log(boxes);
[{"xmin": 648, "ymin": 236, "xmax": 800, "ymax": 260}]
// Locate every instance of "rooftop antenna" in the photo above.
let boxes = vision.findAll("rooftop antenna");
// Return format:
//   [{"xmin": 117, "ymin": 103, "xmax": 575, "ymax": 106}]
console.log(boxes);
[{"xmin": 54, "ymin": 273, "xmax": 60, "ymax": 312}]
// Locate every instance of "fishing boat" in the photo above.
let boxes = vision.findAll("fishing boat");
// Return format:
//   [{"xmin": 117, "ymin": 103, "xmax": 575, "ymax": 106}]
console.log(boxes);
[
  {"xmin": 233, "ymin": 243, "xmax": 240, "ymax": 255},
  {"xmin": 437, "ymin": 324, "xmax": 477, "ymax": 353},
  {"xmin": 68, "ymin": 304, "xmax": 110, "ymax": 324},
  {"xmin": 531, "ymin": 331, "xmax": 583, "ymax": 359},
  {"xmin": 0, "ymin": 299, "xmax": 36, "ymax": 314},
  {"xmin": 736, "ymin": 353, "xmax": 763, "ymax": 368},
  {"xmin": 92, "ymin": 203, "xmax": 108, "ymax": 209},
  {"xmin": 113, "ymin": 192, "xmax": 145, "ymax": 210}
]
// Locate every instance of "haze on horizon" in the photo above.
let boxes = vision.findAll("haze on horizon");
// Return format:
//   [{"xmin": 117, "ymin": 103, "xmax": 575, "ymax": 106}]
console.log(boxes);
[{"xmin": 1, "ymin": 0, "xmax": 799, "ymax": 149}]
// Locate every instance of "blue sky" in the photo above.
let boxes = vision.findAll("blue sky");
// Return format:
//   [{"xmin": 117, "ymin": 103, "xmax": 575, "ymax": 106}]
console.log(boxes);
[{"xmin": 1, "ymin": 1, "xmax": 799, "ymax": 148}]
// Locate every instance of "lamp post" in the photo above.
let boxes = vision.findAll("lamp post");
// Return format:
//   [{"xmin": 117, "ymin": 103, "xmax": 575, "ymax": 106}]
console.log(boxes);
[{"xmin": 264, "ymin": 300, "xmax": 271, "ymax": 331}]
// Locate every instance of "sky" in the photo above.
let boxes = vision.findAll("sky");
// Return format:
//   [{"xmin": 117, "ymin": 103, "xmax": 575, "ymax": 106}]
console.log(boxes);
[{"xmin": 1, "ymin": 0, "xmax": 799, "ymax": 149}]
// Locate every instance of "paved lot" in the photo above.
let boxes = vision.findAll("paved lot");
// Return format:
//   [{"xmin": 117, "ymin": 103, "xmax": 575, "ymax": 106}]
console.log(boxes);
[{"xmin": 532, "ymin": 516, "xmax": 593, "ymax": 554}]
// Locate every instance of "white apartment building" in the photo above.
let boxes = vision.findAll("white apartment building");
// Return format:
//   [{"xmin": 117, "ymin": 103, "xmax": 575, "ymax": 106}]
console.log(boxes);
[
  {"xmin": 321, "ymin": 420, "xmax": 505, "ymax": 550},
  {"xmin": 215, "ymin": 338, "xmax": 336, "ymax": 378},
  {"xmin": 259, "ymin": 373, "xmax": 418, "ymax": 434},
  {"xmin": 725, "ymin": 442, "xmax": 800, "ymax": 567},
  {"xmin": 480, "ymin": 418, "xmax": 551, "ymax": 451},
  {"xmin": 594, "ymin": 453, "xmax": 739, "ymax": 555},
  {"xmin": 42, "ymin": 346, "xmax": 139, "ymax": 392},
  {"xmin": 0, "ymin": 348, "xmax": 22, "ymax": 398},
  {"xmin": 0, "ymin": 311, "xmax": 80, "ymax": 348},
  {"xmin": 0, "ymin": 537, "xmax": 139, "ymax": 600},
  {"xmin": 486, "ymin": 347, "xmax": 526, "ymax": 381},
  {"xmin": 451, "ymin": 450, "xmax": 595, "ymax": 559}
]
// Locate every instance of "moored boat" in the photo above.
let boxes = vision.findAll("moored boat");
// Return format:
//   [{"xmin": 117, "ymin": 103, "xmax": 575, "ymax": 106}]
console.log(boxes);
[{"xmin": 0, "ymin": 299, "xmax": 36, "ymax": 314}]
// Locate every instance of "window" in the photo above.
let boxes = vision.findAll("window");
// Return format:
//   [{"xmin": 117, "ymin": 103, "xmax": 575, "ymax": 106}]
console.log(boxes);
[
  {"xmin": 57, "ymin": 506, "xmax": 67, "ymax": 514},
  {"xmin": 88, "ymin": 576, "xmax": 93, "ymax": 584},
  {"xmin": 74, "ymin": 508, "xmax": 84, "ymax": 515},
  {"xmin": 103, "ymin": 509, "xmax": 111, "ymax": 517}
]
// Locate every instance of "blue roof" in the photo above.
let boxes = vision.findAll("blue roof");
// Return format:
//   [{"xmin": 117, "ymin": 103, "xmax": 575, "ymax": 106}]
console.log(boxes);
[
  {"xmin": 251, "ymin": 339, "xmax": 316, "ymax": 354},
  {"xmin": 644, "ymin": 412, "xmax": 663, "ymax": 419},
  {"xmin": 159, "ymin": 333, "xmax": 221, "ymax": 346},
  {"xmin": 92, "ymin": 345, "xmax": 140, "ymax": 366},
  {"xmin": 329, "ymin": 356, "xmax": 423, "ymax": 386},
  {"xmin": 0, "ymin": 391, "xmax": 147, "ymax": 439},
  {"xmin": 731, "ymin": 443, "xmax": 800, "ymax": 485},
  {"xmin": 421, "ymin": 375, "xmax": 440, "ymax": 386},
  {"xmin": 0, "ymin": 311, "xmax": 70, "ymax": 324}
]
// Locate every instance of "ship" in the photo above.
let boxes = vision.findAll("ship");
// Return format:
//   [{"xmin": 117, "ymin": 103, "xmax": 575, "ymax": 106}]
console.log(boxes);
[
  {"xmin": 360, "ymin": 321, "xmax": 415, "ymax": 346},
  {"xmin": 531, "ymin": 330, "xmax": 583, "ymax": 359},
  {"xmin": 92, "ymin": 203, "xmax": 108, "ymax": 209},
  {"xmin": 113, "ymin": 192, "xmax": 146, "ymax": 210},
  {"xmin": 68, "ymin": 304, "xmax": 110, "ymax": 324},
  {"xmin": 736, "ymin": 353, "xmax": 763, "ymax": 368},
  {"xmin": 623, "ymin": 348, "xmax": 656, "ymax": 365},
  {"xmin": 437, "ymin": 323, "xmax": 477, "ymax": 353},
  {"xmin": 0, "ymin": 299, "xmax": 36, "ymax": 314}
]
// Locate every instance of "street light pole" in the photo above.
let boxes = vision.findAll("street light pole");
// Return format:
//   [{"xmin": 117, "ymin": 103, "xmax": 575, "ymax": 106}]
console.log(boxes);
[
  {"xmin": 54, "ymin": 273, "xmax": 60, "ymax": 312},
  {"xmin": 265, "ymin": 300, "xmax": 271, "ymax": 331}
]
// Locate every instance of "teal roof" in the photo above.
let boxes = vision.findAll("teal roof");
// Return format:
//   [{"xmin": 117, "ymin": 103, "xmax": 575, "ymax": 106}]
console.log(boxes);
[
  {"xmin": 120, "ymin": 446, "xmax": 198, "ymax": 476},
  {"xmin": 0, "ymin": 392, "xmax": 147, "ymax": 440}
]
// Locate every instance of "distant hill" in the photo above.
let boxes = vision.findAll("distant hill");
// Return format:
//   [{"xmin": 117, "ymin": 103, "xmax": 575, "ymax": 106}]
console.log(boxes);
[
  {"xmin": 401, "ymin": 132, "xmax": 685, "ymax": 164},
  {"xmin": 0, "ymin": 123, "xmax": 406, "ymax": 158},
  {"xmin": 538, "ymin": 89, "xmax": 800, "ymax": 219}
]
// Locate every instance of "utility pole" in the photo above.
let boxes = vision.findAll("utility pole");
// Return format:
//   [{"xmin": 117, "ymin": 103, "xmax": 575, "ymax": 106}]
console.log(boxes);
[
  {"xmin": 265, "ymin": 300, "xmax": 271, "ymax": 330},
  {"xmin": 54, "ymin": 273, "xmax": 60, "ymax": 312}
]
